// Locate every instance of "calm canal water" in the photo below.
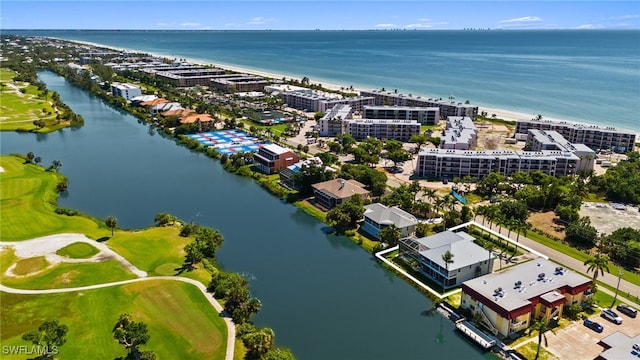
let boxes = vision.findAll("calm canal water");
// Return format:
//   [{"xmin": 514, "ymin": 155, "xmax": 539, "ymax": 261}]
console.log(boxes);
[{"xmin": 0, "ymin": 71, "xmax": 492, "ymax": 359}]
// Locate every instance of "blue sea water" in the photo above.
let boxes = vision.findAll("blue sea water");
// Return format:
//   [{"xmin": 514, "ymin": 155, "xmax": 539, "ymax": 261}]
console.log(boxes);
[{"xmin": 7, "ymin": 29, "xmax": 640, "ymax": 132}]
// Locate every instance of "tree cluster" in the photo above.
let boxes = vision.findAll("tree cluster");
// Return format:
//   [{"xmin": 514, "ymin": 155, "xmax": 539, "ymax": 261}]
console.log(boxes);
[{"xmin": 326, "ymin": 195, "xmax": 365, "ymax": 234}]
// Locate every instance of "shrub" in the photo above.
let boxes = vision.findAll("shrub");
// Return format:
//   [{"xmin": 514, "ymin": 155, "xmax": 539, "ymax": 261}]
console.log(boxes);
[{"xmin": 55, "ymin": 208, "xmax": 78, "ymax": 216}]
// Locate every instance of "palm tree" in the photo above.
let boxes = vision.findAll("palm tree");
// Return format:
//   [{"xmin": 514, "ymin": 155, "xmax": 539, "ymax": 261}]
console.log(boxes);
[
  {"xmin": 441, "ymin": 250, "xmax": 455, "ymax": 274},
  {"xmin": 105, "ymin": 216, "xmax": 118, "ymax": 236},
  {"xmin": 584, "ymin": 252, "xmax": 610, "ymax": 292},
  {"xmin": 379, "ymin": 225, "xmax": 402, "ymax": 247},
  {"xmin": 486, "ymin": 243, "xmax": 496, "ymax": 273},
  {"xmin": 528, "ymin": 317, "xmax": 555, "ymax": 360}
]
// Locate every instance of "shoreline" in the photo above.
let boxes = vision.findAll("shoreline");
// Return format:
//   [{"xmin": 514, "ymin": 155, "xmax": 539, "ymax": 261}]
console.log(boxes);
[{"xmin": 63, "ymin": 38, "xmax": 639, "ymax": 136}]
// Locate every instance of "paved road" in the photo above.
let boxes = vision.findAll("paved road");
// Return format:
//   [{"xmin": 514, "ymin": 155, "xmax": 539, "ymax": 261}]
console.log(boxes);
[
  {"xmin": 476, "ymin": 216, "xmax": 640, "ymax": 302},
  {"xmin": 0, "ymin": 276, "xmax": 236, "ymax": 360}
]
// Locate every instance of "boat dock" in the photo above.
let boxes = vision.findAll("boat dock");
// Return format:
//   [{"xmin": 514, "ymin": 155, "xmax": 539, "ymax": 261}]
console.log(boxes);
[{"xmin": 455, "ymin": 320, "xmax": 497, "ymax": 350}]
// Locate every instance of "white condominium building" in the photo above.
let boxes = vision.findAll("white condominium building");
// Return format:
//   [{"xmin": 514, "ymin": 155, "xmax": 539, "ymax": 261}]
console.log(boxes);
[
  {"xmin": 360, "ymin": 89, "xmax": 478, "ymax": 120},
  {"xmin": 363, "ymin": 106, "xmax": 440, "ymax": 125},
  {"xmin": 515, "ymin": 119, "xmax": 636, "ymax": 153}
]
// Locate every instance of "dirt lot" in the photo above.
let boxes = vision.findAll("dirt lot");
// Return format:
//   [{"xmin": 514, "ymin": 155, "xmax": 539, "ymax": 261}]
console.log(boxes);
[
  {"xmin": 580, "ymin": 202, "xmax": 640, "ymax": 235},
  {"xmin": 528, "ymin": 211, "xmax": 565, "ymax": 239}
]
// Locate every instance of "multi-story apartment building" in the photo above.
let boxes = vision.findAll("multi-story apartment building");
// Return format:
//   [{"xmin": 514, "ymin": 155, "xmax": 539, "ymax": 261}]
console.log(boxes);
[
  {"xmin": 415, "ymin": 148, "xmax": 581, "ymax": 180},
  {"xmin": 318, "ymin": 104, "xmax": 353, "ymax": 137},
  {"xmin": 441, "ymin": 116, "xmax": 478, "ymax": 150},
  {"xmin": 110, "ymin": 82, "xmax": 142, "ymax": 101},
  {"xmin": 210, "ymin": 75, "xmax": 270, "ymax": 93},
  {"xmin": 527, "ymin": 129, "xmax": 596, "ymax": 172},
  {"xmin": 515, "ymin": 119, "xmax": 636, "ymax": 153},
  {"xmin": 399, "ymin": 230, "xmax": 494, "ymax": 289},
  {"xmin": 461, "ymin": 258, "xmax": 592, "ymax": 338},
  {"xmin": 253, "ymin": 144, "xmax": 300, "ymax": 174},
  {"xmin": 155, "ymin": 68, "xmax": 227, "ymax": 87},
  {"xmin": 360, "ymin": 89, "xmax": 478, "ymax": 120},
  {"xmin": 362, "ymin": 106, "xmax": 440, "ymax": 125},
  {"xmin": 277, "ymin": 91, "xmax": 375, "ymax": 113},
  {"xmin": 345, "ymin": 119, "xmax": 421, "ymax": 142}
]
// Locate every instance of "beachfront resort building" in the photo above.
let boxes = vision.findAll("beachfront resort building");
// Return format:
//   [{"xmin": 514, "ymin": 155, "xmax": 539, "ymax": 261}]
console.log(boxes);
[
  {"xmin": 460, "ymin": 258, "xmax": 592, "ymax": 338},
  {"xmin": 515, "ymin": 119, "xmax": 636, "ymax": 153},
  {"xmin": 399, "ymin": 231, "xmax": 493, "ymax": 289},
  {"xmin": 361, "ymin": 203, "xmax": 418, "ymax": 240},
  {"xmin": 110, "ymin": 82, "xmax": 142, "ymax": 101},
  {"xmin": 527, "ymin": 129, "xmax": 596, "ymax": 171},
  {"xmin": 363, "ymin": 106, "xmax": 440, "ymax": 125},
  {"xmin": 154, "ymin": 68, "xmax": 227, "ymax": 87},
  {"xmin": 360, "ymin": 89, "xmax": 478, "ymax": 120},
  {"xmin": 275, "ymin": 89, "xmax": 375, "ymax": 113},
  {"xmin": 311, "ymin": 178, "xmax": 369, "ymax": 210},
  {"xmin": 210, "ymin": 74, "xmax": 270, "ymax": 93},
  {"xmin": 317, "ymin": 104, "xmax": 420, "ymax": 141},
  {"xmin": 253, "ymin": 144, "xmax": 300, "ymax": 174}
]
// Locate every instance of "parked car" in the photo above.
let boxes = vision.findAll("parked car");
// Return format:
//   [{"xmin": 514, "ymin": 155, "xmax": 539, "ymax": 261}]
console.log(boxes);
[
  {"xmin": 583, "ymin": 318, "xmax": 604, "ymax": 333},
  {"xmin": 616, "ymin": 304, "xmax": 638, "ymax": 318},
  {"xmin": 633, "ymin": 343, "xmax": 640, "ymax": 352},
  {"xmin": 601, "ymin": 308, "xmax": 623, "ymax": 324}
]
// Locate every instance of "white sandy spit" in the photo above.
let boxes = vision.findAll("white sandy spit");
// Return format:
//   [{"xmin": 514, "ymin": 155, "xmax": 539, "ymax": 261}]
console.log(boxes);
[{"xmin": 1, "ymin": 233, "xmax": 147, "ymax": 278}]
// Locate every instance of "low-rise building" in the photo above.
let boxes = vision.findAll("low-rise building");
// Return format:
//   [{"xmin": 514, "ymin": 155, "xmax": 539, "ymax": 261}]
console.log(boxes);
[
  {"xmin": 279, "ymin": 157, "xmax": 325, "ymax": 190},
  {"xmin": 253, "ymin": 144, "xmax": 299, "ymax": 174},
  {"xmin": 311, "ymin": 178, "xmax": 369, "ymax": 209},
  {"xmin": 399, "ymin": 231, "xmax": 493, "ymax": 290},
  {"xmin": 155, "ymin": 68, "xmax": 227, "ymax": 87},
  {"xmin": 597, "ymin": 332, "xmax": 640, "ymax": 360},
  {"xmin": 111, "ymin": 82, "xmax": 142, "ymax": 101},
  {"xmin": 460, "ymin": 258, "xmax": 592, "ymax": 338},
  {"xmin": 362, "ymin": 203, "xmax": 418, "ymax": 240}
]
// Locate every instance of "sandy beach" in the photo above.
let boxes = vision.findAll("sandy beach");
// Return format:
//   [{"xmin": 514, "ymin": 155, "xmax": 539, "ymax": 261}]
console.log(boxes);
[{"xmin": 64, "ymin": 38, "xmax": 638, "ymax": 135}]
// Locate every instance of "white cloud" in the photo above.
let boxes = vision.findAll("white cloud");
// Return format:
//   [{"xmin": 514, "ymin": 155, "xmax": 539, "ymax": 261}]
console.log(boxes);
[
  {"xmin": 247, "ymin": 16, "xmax": 276, "ymax": 25},
  {"xmin": 499, "ymin": 16, "xmax": 543, "ymax": 24},
  {"xmin": 576, "ymin": 24, "xmax": 603, "ymax": 29},
  {"xmin": 404, "ymin": 23, "xmax": 433, "ymax": 29},
  {"xmin": 156, "ymin": 22, "xmax": 174, "ymax": 27},
  {"xmin": 375, "ymin": 23, "xmax": 396, "ymax": 28},
  {"xmin": 417, "ymin": 18, "xmax": 431, "ymax": 22},
  {"xmin": 180, "ymin": 22, "xmax": 201, "ymax": 27}
]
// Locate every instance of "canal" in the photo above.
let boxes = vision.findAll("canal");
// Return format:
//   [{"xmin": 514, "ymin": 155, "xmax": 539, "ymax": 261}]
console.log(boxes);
[{"xmin": 0, "ymin": 71, "xmax": 492, "ymax": 359}]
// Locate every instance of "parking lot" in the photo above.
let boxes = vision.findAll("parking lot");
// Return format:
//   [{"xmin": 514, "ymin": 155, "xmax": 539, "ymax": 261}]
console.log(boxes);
[
  {"xmin": 542, "ymin": 310, "xmax": 640, "ymax": 359},
  {"xmin": 580, "ymin": 202, "xmax": 640, "ymax": 235}
]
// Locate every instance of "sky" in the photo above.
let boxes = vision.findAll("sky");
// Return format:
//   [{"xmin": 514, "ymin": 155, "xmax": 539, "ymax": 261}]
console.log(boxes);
[{"xmin": 2, "ymin": 1, "xmax": 639, "ymax": 30}]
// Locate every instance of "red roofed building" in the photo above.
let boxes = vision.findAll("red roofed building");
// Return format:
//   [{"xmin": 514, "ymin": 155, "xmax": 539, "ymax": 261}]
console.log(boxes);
[{"xmin": 460, "ymin": 258, "xmax": 592, "ymax": 338}]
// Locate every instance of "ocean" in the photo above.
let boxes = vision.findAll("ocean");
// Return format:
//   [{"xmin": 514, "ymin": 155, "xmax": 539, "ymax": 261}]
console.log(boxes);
[{"xmin": 6, "ymin": 29, "xmax": 640, "ymax": 132}]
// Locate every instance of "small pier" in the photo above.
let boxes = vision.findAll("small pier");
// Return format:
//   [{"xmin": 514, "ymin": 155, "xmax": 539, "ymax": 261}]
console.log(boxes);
[{"xmin": 455, "ymin": 320, "xmax": 496, "ymax": 350}]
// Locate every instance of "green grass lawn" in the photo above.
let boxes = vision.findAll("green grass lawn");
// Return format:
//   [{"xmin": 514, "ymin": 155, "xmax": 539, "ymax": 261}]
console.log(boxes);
[
  {"xmin": 0, "ymin": 68, "xmax": 64, "ymax": 132},
  {"xmin": 0, "ymin": 155, "xmax": 107, "ymax": 241},
  {"xmin": 517, "ymin": 341, "xmax": 556, "ymax": 360},
  {"xmin": 56, "ymin": 242, "xmax": 100, "ymax": 259},
  {"xmin": 0, "ymin": 280, "xmax": 228, "ymax": 360}
]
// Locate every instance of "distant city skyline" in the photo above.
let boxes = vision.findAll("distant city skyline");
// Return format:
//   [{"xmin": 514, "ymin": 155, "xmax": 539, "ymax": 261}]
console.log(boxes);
[{"xmin": 2, "ymin": 1, "xmax": 639, "ymax": 30}]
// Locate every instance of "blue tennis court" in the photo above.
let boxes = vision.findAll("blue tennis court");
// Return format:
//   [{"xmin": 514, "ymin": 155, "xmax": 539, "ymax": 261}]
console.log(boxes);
[{"xmin": 188, "ymin": 130, "xmax": 268, "ymax": 154}]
